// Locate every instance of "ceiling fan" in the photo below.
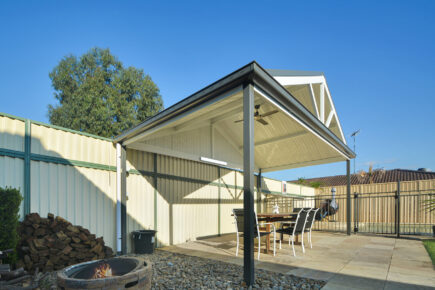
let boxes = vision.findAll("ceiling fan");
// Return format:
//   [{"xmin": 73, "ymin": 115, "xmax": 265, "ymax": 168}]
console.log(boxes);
[{"xmin": 234, "ymin": 104, "xmax": 278, "ymax": 125}]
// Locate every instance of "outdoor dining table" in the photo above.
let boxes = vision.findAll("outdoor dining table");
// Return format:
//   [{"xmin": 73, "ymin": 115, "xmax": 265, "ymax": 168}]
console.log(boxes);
[{"xmin": 257, "ymin": 213, "xmax": 298, "ymax": 254}]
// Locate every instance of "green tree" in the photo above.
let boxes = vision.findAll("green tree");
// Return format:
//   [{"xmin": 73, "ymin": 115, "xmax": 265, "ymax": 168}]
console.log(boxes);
[
  {"xmin": 309, "ymin": 181, "xmax": 324, "ymax": 188},
  {"xmin": 296, "ymin": 177, "xmax": 307, "ymax": 185},
  {"xmin": 48, "ymin": 47, "xmax": 163, "ymax": 137},
  {"xmin": 0, "ymin": 187, "xmax": 23, "ymax": 264}
]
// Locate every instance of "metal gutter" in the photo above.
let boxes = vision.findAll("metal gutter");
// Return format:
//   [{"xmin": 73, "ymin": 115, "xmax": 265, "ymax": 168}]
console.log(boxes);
[{"xmin": 116, "ymin": 143, "xmax": 122, "ymax": 254}]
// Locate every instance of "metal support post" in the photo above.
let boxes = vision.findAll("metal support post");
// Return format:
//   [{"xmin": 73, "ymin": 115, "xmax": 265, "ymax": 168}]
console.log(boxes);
[
  {"xmin": 346, "ymin": 160, "xmax": 351, "ymax": 235},
  {"xmin": 243, "ymin": 82, "xmax": 255, "ymax": 286},
  {"xmin": 354, "ymin": 192, "xmax": 359, "ymax": 233},
  {"xmin": 120, "ymin": 146, "xmax": 127, "ymax": 254}
]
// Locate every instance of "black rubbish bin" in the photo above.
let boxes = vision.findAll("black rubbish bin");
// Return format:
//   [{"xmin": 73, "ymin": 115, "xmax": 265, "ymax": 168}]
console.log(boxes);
[{"xmin": 132, "ymin": 230, "xmax": 157, "ymax": 254}]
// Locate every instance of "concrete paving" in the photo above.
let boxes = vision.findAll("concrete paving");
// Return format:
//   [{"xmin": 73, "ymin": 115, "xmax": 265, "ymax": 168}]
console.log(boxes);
[{"xmin": 161, "ymin": 232, "xmax": 435, "ymax": 289}]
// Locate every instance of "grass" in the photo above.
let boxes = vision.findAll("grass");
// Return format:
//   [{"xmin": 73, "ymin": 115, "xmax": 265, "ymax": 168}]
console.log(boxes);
[{"xmin": 423, "ymin": 239, "xmax": 435, "ymax": 265}]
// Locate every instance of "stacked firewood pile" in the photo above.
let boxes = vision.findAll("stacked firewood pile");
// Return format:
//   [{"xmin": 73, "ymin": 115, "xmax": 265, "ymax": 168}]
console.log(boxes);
[{"xmin": 15, "ymin": 213, "xmax": 114, "ymax": 273}]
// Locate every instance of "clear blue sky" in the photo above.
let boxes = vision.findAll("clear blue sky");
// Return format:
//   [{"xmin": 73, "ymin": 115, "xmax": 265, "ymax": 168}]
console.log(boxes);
[{"xmin": 1, "ymin": 1, "xmax": 434, "ymax": 181}]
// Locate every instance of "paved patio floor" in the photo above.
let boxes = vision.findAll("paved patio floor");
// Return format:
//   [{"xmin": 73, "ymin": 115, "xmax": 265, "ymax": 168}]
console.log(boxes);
[{"xmin": 161, "ymin": 232, "xmax": 435, "ymax": 289}]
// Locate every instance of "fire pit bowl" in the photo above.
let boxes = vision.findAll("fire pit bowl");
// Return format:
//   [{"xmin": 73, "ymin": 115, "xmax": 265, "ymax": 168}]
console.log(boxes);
[{"xmin": 57, "ymin": 256, "xmax": 151, "ymax": 289}]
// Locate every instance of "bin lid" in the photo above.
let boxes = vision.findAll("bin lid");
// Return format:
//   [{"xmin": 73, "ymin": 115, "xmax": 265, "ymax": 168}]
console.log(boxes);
[{"xmin": 132, "ymin": 230, "xmax": 157, "ymax": 234}]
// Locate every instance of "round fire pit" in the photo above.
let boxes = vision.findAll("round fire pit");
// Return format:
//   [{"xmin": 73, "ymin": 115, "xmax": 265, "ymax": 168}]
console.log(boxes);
[{"xmin": 57, "ymin": 256, "xmax": 151, "ymax": 289}]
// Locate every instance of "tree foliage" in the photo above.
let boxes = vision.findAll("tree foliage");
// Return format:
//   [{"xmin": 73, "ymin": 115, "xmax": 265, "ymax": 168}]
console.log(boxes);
[
  {"xmin": 0, "ymin": 187, "xmax": 23, "ymax": 264},
  {"xmin": 48, "ymin": 48, "xmax": 163, "ymax": 137},
  {"xmin": 296, "ymin": 177, "xmax": 306, "ymax": 185},
  {"xmin": 295, "ymin": 177, "xmax": 324, "ymax": 188},
  {"xmin": 308, "ymin": 181, "xmax": 324, "ymax": 188}
]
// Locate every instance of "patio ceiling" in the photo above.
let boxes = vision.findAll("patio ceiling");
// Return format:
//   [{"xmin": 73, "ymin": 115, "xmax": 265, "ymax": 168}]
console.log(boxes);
[{"xmin": 114, "ymin": 61, "xmax": 355, "ymax": 173}]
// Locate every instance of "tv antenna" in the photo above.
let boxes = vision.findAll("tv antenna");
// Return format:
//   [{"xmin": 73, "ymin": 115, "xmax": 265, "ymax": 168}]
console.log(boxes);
[{"xmin": 350, "ymin": 129, "xmax": 360, "ymax": 174}]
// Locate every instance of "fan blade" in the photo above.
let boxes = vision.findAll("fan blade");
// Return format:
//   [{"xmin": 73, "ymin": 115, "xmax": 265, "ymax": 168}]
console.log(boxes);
[
  {"xmin": 260, "ymin": 110, "xmax": 279, "ymax": 118},
  {"xmin": 234, "ymin": 119, "xmax": 244, "ymax": 123},
  {"xmin": 257, "ymin": 118, "xmax": 268, "ymax": 125}
]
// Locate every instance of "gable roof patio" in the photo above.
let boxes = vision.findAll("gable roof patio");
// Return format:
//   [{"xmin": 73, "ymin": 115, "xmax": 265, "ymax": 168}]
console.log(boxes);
[{"xmin": 114, "ymin": 61, "xmax": 355, "ymax": 286}]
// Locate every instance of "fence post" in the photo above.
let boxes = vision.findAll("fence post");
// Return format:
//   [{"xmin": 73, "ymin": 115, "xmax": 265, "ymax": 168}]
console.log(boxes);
[
  {"xmin": 24, "ymin": 119, "xmax": 31, "ymax": 215},
  {"xmin": 354, "ymin": 192, "xmax": 359, "ymax": 233},
  {"xmin": 218, "ymin": 167, "xmax": 221, "ymax": 236},
  {"xmin": 396, "ymin": 180, "xmax": 401, "ymax": 238},
  {"xmin": 346, "ymin": 160, "xmax": 351, "ymax": 235}
]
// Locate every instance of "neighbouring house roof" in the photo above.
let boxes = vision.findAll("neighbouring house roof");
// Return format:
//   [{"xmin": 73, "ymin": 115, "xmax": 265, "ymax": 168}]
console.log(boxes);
[{"xmin": 289, "ymin": 169, "xmax": 435, "ymax": 186}]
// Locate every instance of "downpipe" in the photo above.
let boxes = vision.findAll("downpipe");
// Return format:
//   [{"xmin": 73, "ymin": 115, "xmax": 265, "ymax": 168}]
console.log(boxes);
[{"xmin": 116, "ymin": 143, "xmax": 122, "ymax": 255}]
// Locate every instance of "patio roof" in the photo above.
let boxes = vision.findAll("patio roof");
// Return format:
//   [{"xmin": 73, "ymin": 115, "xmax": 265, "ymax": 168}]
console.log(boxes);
[
  {"xmin": 114, "ymin": 61, "xmax": 355, "ymax": 285},
  {"xmin": 114, "ymin": 61, "xmax": 355, "ymax": 172}
]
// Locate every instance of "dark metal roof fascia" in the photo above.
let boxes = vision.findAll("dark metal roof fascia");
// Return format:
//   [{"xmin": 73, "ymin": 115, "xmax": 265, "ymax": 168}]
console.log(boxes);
[
  {"xmin": 252, "ymin": 62, "xmax": 356, "ymax": 159},
  {"xmin": 114, "ymin": 62, "xmax": 256, "ymax": 143}
]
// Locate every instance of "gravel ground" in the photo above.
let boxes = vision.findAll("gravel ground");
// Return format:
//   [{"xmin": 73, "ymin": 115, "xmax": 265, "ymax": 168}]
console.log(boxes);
[
  {"xmin": 142, "ymin": 250, "xmax": 326, "ymax": 289},
  {"xmin": 3, "ymin": 250, "xmax": 325, "ymax": 289}
]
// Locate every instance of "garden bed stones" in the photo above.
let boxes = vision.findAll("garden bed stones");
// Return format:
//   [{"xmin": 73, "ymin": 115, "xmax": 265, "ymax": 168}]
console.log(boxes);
[
  {"xmin": 3, "ymin": 250, "xmax": 325, "ymax": 289},
  {"xmin": 141, "ymin": 250, "xmax": 325, "ymax": 289}
]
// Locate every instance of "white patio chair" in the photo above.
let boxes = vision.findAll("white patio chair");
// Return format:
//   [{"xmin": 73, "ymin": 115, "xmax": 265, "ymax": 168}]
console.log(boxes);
[
  {"xmin": 232, "ymin": 208, "xmax": 276, "ymax": 260},
  {"xmin": 276, "ymin": 208, "xmax": 311, "ymax": 256},
  {"xmin": 303, "ymin": 208, "xmax": 320, "ymax": 249}
]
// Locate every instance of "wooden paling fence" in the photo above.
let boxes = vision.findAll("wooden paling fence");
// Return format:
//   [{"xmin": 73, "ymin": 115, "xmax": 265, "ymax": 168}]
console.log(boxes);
[{"xmin": 265, "ymin": 182, "xmax": 435, "ymax": 236}]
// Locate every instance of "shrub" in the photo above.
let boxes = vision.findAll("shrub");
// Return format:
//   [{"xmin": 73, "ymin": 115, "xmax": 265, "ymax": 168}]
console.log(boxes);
[{"xmin": 0, "ymin": 186, "xmax": 23, "ymax": 264}]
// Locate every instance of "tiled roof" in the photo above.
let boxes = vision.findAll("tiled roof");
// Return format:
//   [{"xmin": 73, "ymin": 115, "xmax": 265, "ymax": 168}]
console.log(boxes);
[{"xmin": 289, "ymin": 169, "xmax": 435, "ymax": 187}]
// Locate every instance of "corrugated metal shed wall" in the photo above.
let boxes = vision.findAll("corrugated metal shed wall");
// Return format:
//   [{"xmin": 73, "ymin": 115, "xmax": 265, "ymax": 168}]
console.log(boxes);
[
  {"xmin": 29, "ymin": 125, "xmax": 118, "ymax": 249},
  {"xmin": 158, "ymin": 154, "xmax": 221, "ymax": 246},
  {"xmin": 125, "ymin": 151, "xmax": 287, "ymax": 247},
  {"xmin": 220, "ymin": 168, "xmax": 241, "ymax": 235},
  {"xmin": 0, "ymin": 156, "xmax": 25, "ymax": 216},
  {"xmin": 286, "ymin": 182, "xmax": 316, "ymax": 196},
  {"xmin": 125, "ymin": 150, "xmax": 155, "ymax": 249},
  {"xmin": 0, "ymin": 115, "xmax": 24, "ymax": 151},
  {"xmin": 31, "ymin": 123, "xmax": 116, "ymax": 165},
  {"xmin": 0, "ymin": 113, "xmax": 300, "ymax": 252},
  {"xmin": 29, "ymin": 122, "xmax": 118, "ymax": 248},
  {"xmin": 0, "ymin": 114, "xmax": 118, "ymax": 249},
  {"xmin": 0, "ymin": 115, "xmax": 26, "ymax": 216},
  {"xmin": 263, "ymin": 177, "xmax": 281, "ymax": 193},
  {"xmin": 30, "ymin": 162, "xmax": 117, "ymax": 247}
]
